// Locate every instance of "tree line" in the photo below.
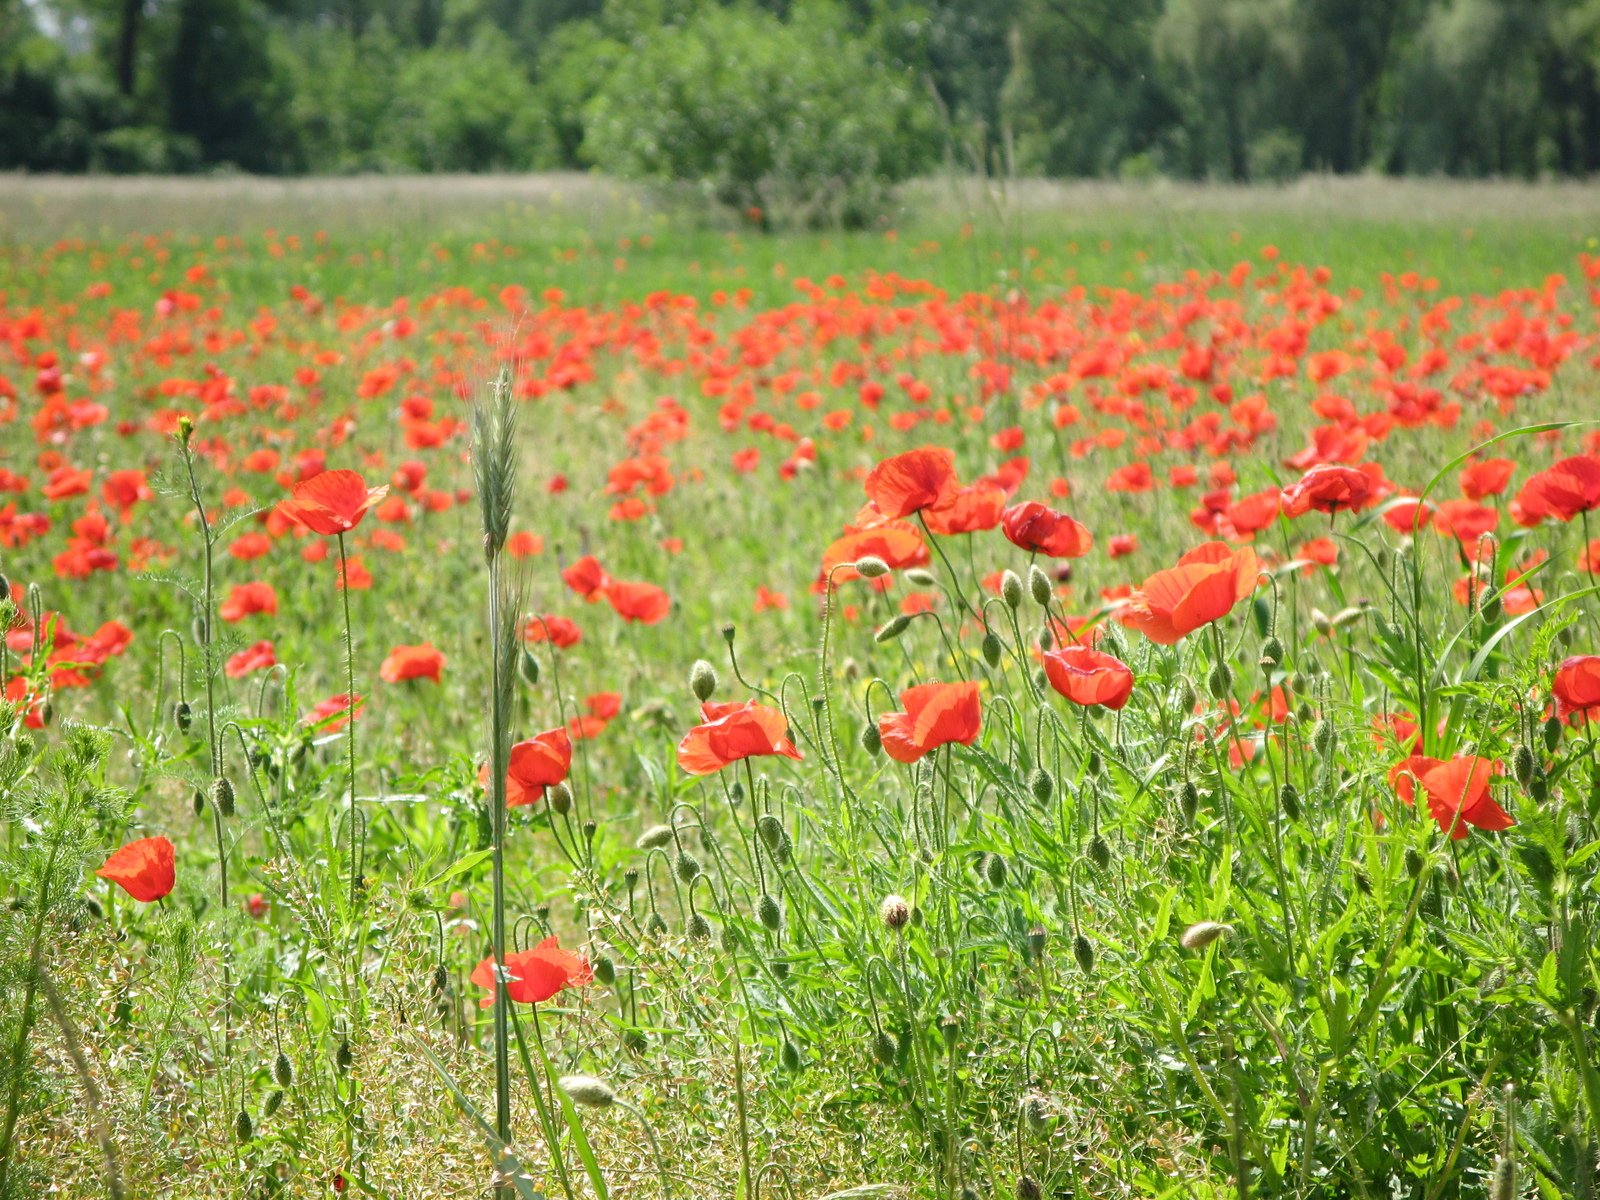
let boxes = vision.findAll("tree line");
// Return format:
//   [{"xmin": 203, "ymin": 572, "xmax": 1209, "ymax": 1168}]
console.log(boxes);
[{"xmin": 3, "ymin": 0, "xmax": 1599, "ymax": 195}]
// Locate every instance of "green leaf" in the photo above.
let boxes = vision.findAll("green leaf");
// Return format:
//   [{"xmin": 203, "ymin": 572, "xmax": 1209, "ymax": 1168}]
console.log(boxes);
[{"xmin": 424, "ymin": 848, "xmax": 493, "ymax": 889}]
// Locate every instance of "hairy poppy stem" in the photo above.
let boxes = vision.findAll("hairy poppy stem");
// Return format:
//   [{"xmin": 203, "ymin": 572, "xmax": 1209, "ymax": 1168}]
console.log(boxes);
[{"xmin": 336, "ymin": 532, "xmax": 360, "ymax": 910}]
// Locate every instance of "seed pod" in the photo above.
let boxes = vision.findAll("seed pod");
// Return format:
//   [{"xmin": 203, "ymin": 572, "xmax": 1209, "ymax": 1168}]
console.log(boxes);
[
  {"xmin": 235, "ymin": 1108, "xmax": 253, "ymax": 1143},
  {"xmin": 1027, "ymin": 924, "xmax": 1048, "ymax": 961},
  {"xmin": 984, "ymin": 853, "xmax": 1007, "ymax": 887},
  {"xmin": 982, "ymin": 631, "xmax": 1003, "ymax": 668},
  {"xmin": 212, "ymin": 776, "xmax": 236, "ymax": 818},
  {"xmin": 861, "ymin": 723, "xmax": 883, "ymax": 756},
  {"xmin": 542, "ymin": 781, "xmax": 571, "ymax": 815},
  {"xmin": 273, "ymin": 1051, "xmax": 294, "ymax": 1088},
  {"xmin": 1029, "ymin": 767, "xmax": 1053, "ymax": 805},
  {"xmin": 1001, "ymin": 570, "xmax": 1024, "ymax": 609},
  {"xmin": 1513, "ymin": 745, "xmax": 1536, "ymax": 787},
  {"xmin": 582, "ymin": 819, "xmax": 596, "ymax": 844},
  {"xmin": 264, "ymin": 1089, "xmax": 284, "ymax": 1118},
  {"xmin": 336, "ymin": 1039, "xmax": 353, "ymax": 1073},
  {"xmin": 1180, "ymin": 921, "xmax": 1230, "ymax": 950},
  {"xmin": 636, "ymin": 824, "xmax": 674, "ymax": 850},
  {"xmin": 1072, "ymin": 933, "xmax": 1095, "ymax": 974},
  {"xmin": 1208, "ymin": 663, "xmax": 1232, "ymax": 699},
  {"xmin": 1028, "ymin": 564, "xmax": 1052, "ymax": 607},
  {"xmin": 780, "ymin": 1040, "xmax": 802, "ymax": 1072},
  {"xmin": 1279, "ymin": 783, "xmax": 1301, "ymax": 822},
  {"xmin": 173, "ymin": 700, "xmax": 193, "ymax": 733},
  {"xmin": 875, "ymin": 614, "xmax": 912, "ymax": 642},
  {"xmin": 674, "ymin": 850, "xmax": 701, "ymax": 883},
  {"xmin": 757, "ymin": 894, "xmax": 782, "ymax": 931},
  {"xmin": 690, "ymin": 659, "xmax": 717, "ymax": 701},
  {"xmin": 879, "ymin": 894, "xmax": 911, "ymax": 930},
  {"xmin": 687, "ymin": 913, "xmax": 712, "ymax": 942},
  {"xmin": 1086, "ymin": 834, "xmax": 1111, "ymax": 871},
  {"xmin": 854, "ymin": 556, "xmax": 890, "ymax": 579}
]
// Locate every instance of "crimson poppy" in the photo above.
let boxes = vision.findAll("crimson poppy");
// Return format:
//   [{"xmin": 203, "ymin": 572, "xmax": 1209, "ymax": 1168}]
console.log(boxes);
[
  {"xmin": 1280, "ymin": 464, "xmax": 1372, "ymax": 518},
  {"xmin": 678, "ymin": 700, "xmax": 802, "ymax": 775},
  {"xmin": 878, "ymin": 681, "xmax": 982, "ymax": 763},
  {"xmin": 225, "ymin": 640, "xmax": 277, "ymax": 678},
  {"xmin": 604, "ymin": 579, "xmax": 671, "ymax": 624},
  {"xmin": 471, "ymin": 936, "xmax": 594, "ymax": 1007},
  {"xmin": 525, "ymin": 614, "xmax": 582, "ymax": 648},
  {"xmin": 506, "ymin": 729, "xmax": 573, "ymax": 806},
  {"xmin": 1042, "ymin": 645, "xmax": 1135, "ymax": 710},
  {"xmin": 1390, "ymin": 755, "xmax": 1512, "ymax": 839},
  {"xmin": 1117, "ymin": 543, "xmax": 1261, "ymax": 645},
  {"xmin": 97, "ymin": 835, "xmax": 176, "ymax": 902},
  {"xmin": 864, "ymin": 447, "xmax": 960, "ymax": 520},
  {"xmin": 563, "ymin": 555, "xmax": 609, "ymax": 600},
  {"xmin": 1001, "ymin": 501, "xmax": 1093, "ymax": 558},
  {"xmin": 276, "ymin": 469, "xmax": 388, "ymax": 536},
  {"xmin": 1514, "ymin": 455, "xmax": 1600, "ymax": 524},
  {"xmin": 1553, "ymin": 655, "xmax": 1600, "ymax": 722},
  {"xmin": 379, "ymin": 643, "xmax": 445, "ymax": 684}
]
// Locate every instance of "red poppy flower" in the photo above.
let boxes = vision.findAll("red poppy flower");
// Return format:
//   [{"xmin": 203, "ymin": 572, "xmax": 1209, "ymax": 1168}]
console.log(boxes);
[
  {"xmin": 225, "ymin": 640, "xmax": 277, "ymax": 678},
  {"xmin": 219, "ymin": 581, "xmax": 277, "ymax": 623},
  {"xmin": 1514, "ymin": 455, "xmax": 1600, "ymax": 524},
  {"xmin": 1390, "ymin": 755, "xmax": 1512, "ymax": 839},
  {"xmin": 677, "ymin": 700, "xmax": 802, "ymax": 775},
  {"xmin": 1433, "ymin": 499, "xmax": 1499, "ymax": 542},
  {"xmin": 379, "ymin": 643, "xmax": 445, "ymax": 684},
  {"xmin": 1001, "ymin": 501, "xmax": 1093, "ymax": 558},
  {"xmin": 1553, "ymin": 655, "xmax": 1600, "ymax": 722},
  {"xmin": 562, "ymin": 555, "xmax": 610, "ymax": 601},
  {"xmin": 276, "ymin": 469, "xmax": 388, "ymax": 536},
  {"xmin": 864, "ymin": 446, "xmax": 960, "ymax": 520},
  {"xmin": 1280, "ymin": 464, "xmax": 1372, "ymax": 518},
  {"xmin": 506, "ymin": 729, "xmax": 573, "ymax": 806},
  {"xmin": 307, "ymin": 692, "xmax": 363, "ymax": 732},
  {"xmin": 603, "ymin": 579, "xmax": 671, "ymax": 624},
  {"xmin": 1459, "ymin": 458, "xmax": 1515, "ymax": 500},
  {"xmin": 471, "ymin": 936, "xmax": 594, "ymax": 1007},
  {"xmin": 525, "ymin": 614, "xmax": 582, "ymax": 647},
  {"xmin": 878, "ymin": 681, "xmax": 982, "ymax": 763},
  {"xmin": 1117, "ymin": 543, "xmax": 1261, "ymax": 645},
  {"xmin": 923, "ymin": 484, "xmax": 1006, "ymax": 535},
  {"xmin": 97, "ymin": 835, "xmax": 176, "ymax": 902},
  {"xmin": 1042, "ymin": 645, "xmax": 1135, "ymax": 710}
]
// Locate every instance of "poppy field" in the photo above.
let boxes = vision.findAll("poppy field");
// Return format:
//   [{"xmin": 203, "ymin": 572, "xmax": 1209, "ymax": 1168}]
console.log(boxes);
[{"xmin": 6, "ymin": 182, "xmax": 1600, "ymax": 1199}]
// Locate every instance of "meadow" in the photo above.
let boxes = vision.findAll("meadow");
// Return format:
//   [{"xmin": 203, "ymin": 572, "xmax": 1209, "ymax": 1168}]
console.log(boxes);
[{"xmin": 3, "ymin": 175, "xmax": 1600, "ymax": 1199}]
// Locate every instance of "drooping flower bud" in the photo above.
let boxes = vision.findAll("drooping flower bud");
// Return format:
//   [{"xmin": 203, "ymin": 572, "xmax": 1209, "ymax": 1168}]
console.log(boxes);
[
  {"xmin": 854, "ymin": 556, "xmax": 890, "ymax": 580},
  {"xmin": 875, "ymin": 614, "xmax": 912, "ymax": 642},
  {"xmin": 559, "ymin": 1074, "xmax": 617, "ymax": 1108},
  {"xmin": 690, "ymin": 659, "xmax": 717, "ymax": 702},
  {"xmin": 1180, "ymin": 921, "xmax": 1231, "ymax": 950},
  {"xmin": 1001, "ymin": 570, "xmax": 1024, "ymax": 609},
  {"xmin": 212, "ymin": 776, "xmax": 235, "ymax": 819},
  {"xmin": 1028, "ymin": 564, "xmax": 1052, "ymax": 607}
]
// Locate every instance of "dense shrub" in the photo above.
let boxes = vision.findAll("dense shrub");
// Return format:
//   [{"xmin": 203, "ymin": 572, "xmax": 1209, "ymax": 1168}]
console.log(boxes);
[{"xmin": 582, "ymin": 3, "xmax": 938, "ymax": 226}]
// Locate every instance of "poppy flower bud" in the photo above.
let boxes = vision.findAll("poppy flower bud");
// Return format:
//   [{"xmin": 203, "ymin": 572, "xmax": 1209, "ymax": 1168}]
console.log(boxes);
[
  {"xmin": 1521, "ymin": 844, "xmax": 1555, "ymax": 888},
  {"xmin": 780, "ymin": 1039, "xmax": 803, "ymax": 1072},
  {"xmin": 1180, "ymin": 682, "xmax": 1198, "ymax": 712},
  {"xmin": 264, "ymin": 1089, "xmax": 284, "ymax": 1118},
  {"xmin": 757, "ymin": 814, "xmax": 783, "ymax": 850},
  {"xmin": 622, "ymin": 1028, "xmax": 648, "ymax": 1054},
  {"xmin": 872, "ymin": 1030, "xmax": 898, "ymax": 1064},
  {"xmin": 1313, "ymin": 718, "xmax": 1335, "ymax": 756},
  {"xmin": 1029, "ymin": 767, "xmax": 1053, "ymax": 804},
  {"xmin": 1027, "ymin": 924, "xmax": 1047, "ymax": 961},
  {"xmin": 687, "ymin": 913, "xmax": 712, "ymax": 941},
  {"xmin": 683, "ymin": 659, "xmax": 717, "ymax": 703},
  {"xmin": 336, "ymin": 1038, "xmax": 353, "ymax": 1073},
  {"xmin": 235, "ymin": 1108, "xmax": 253, "ymax": 1144},
  {"xmin": 1001, "ymin": 570, "xmax": 1024, "ymax": 609},
  {"xmin": 674, "ymin": 850, "xmax": 701, "ymax": 883},
  {"xmin": 1017, "ymin": 1175, "xmax": 1042, "ymax": 1200},
  {"xmin": 1404, "ymin": 847, "xmax": 1424, "ymax": 878},
  {"xmin": 1513, "ymin": 745, "xmax": 1536, "ymax": 787},
  {"xmin": 549, "ymin": 783, "xmax": 573, "ymax": 815},
  {"xmin": 1490, "ymin": 1156, "xmax": 1515, "ymax": 1200},
  {"xmin": 875, "ymin": 614, "xmax": 913, "ymax": 642},
  {"xmin": 1180, "ymin": 921, "xmax": 1230, "ymax": 950},
  {"xmin": 191, "ymin": 787, "xmax": 206, "ymax": 817},
  {"xmin": 274, "ymin": 1051, "xmax": 294, "ymax": 1087},
  {"xmin": 1028, "ymin": 564, "xmax": 1052, "ymax": 607},
  {"xmin": 721, "ymin": 623, "xmax": 736, "ymax": 644},
  {"xmin": 1311, "ymin": 608, "xmax": 1333, "ymax": 636},
  {"xmin": 772, "ymin": 960, "xmax": 790, "ymax": 981},
  {"xmin": 177, "ymin": 415, "xmax": 195, "ymax": 446},
  {"xmin": 518, "ymin": 647, "xmax": 540, "ymax": 685},
  {"xmin": 905, "ymin": 569, "xmax": 937, "ymax": 587},
  {"xmin": 1085, "ymin": 749, "xmax": 1102, "ymax": 776},
  {"xmin": 559, "ymin": 1074, "xmax": 617, "ymax": 1109},
  {"xmin": 173, "ymin": 700, "xmax": 193, "ymax": 733},
  {"xmin": 1208, "ymin": 664, "xmax": 1232, "ymax": 699},
  {"xmin": 984, "ymin": 853, "xmax": 1007, "ymax": 887},
  {"xmin": 854, "ymin": 556, "xmax": 890, "ymax": 579},
  {"xmin": 582, "ymin": 819, "xmax": 596, "ymax": 844},
  {"xmin": 1531, "ymin": 774, "xmax": 1548, "ymax": 802},
  {"xmin": 880, "ymin": 894, "xmax": 911, "ymax": 930},
  {"xmin": 939, "ymin": 1013, "xmax": 961, "ymax": 1050},
  {"xmin": 981, "ymin": 631, "xmax": 1003, "ymax": 669},
  {"xmin": 1260, "ymin": 636, "xmax": 1284, "ymax": 669},
  {"xmin": 212, "ymin": 776, "xmax": 236, "ymax": 818},
  {"xmin": 432, "ymin": 963, "xmax": 449, "ymax": 994},
  {"xmin": 636, "ymin": 824, "xmax": 674, "ymax": 850},
  {"xmin": 1544, "ymin": 717, "xmax": 1562, "ymax": 753},
  {"xmin": 1086, "ymin": 834, "xmax": 1111, "ymax": 871},
  {"xmin": 588, "ymin": 955, "xmax": 614, "ymax": 986},
  {"xmin": 861, "ymin": 722, "xmax": 883, "ymax": 756},
  {"xmin": 1279, "ymin": 784, "xmax": 1301, "ymax": 822},
  {"xmin": 646, "ymin": 911, "xmax": 668, "ymax": 936},
  {"xmin": 757, "ymin": 894, "xmax": 782, "ymax": 931},
  {"xmin": 1480, "ymin": 592, "xmax": 1503, "ymax": 623},
  {"xmin": 1180, "ymin": 781, "xmax": 1199, "ymax": 822},
  {"xmin": 1352, "ymin": 867, "xmax": 1371, "ymax": 895},
  {"xmin": 1072, "ymin": 933, "xmax": 1095, "ymax": 973}
]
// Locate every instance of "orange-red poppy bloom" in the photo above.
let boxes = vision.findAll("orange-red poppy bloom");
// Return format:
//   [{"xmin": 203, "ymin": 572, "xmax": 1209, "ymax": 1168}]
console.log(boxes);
[
  {"xmin": 225, "ymin": 639, "xmax": 277, "ymax": 678},
  {"xmin": 525, "ymin": 614, "xmax": 582, "ymax": 648},
  {"xmin": 1514, "ymin": 455, "xmax": 1600, "ymax": 524},
  {"xmin": 470, "ymin": 936, "xmax": 594, "ymax": 1007},
  {"xmin": 1042, "ymin": 645, "xmax": 1135, "ymax": 710},
  {"xmin": 1280, "ymin": 464, "xmax": 1372, "ymax": 518},
  {"xmin": 923, "ymin": 484, "xmax": 1006, "ymax": 535},
  {"xmin": 677, "ymin": 700, "xmax": 802, "ymax": 775},
  {"xmin": 604, "ymin": 579, "xmax": 671, "ymax": 624},
  {"xmin": 1117, "ymin": 543, "xmax": 1261, "ymax": 645},
  {"xmin": 379, "ymin": 643, "xmax": 445, "ymax": 684},
  {"xmin": 864, "ymin": 446, "xmax": 960, "ymax": 520},
  {"xmin": 97, "ymin": 835, "xmax": 176, "ymax": 902},
  {"xmin": 1001, "ymin": 501, "xmax": 1093, "ymax": 558},
  {"xmin": 562, "ymin": 555, "xmax": 610, "ymax": 601},
  {"xmin": 219, "ymin": 581, "xmax": 277, "ymax": 623},
  {"xmin": 878, "ymin": 681, "xmax": 982, "ymax": 763},
  {"xmin": 506, "ymin": 729, "xmax": 573, "ymax": 806},
  {"xmin": 1553, "ymin": 655, "xmax": 1600, "ymax": 722},
  {"xmin": 1390, "ymin": 755, "xmax": 1512, "ymax": 839},
  {"xmin": 1459, "ymin": 458, "xmax": 1515, "ymax": 500},
  {"xmin": 276, "ymin": 469, "xmax": 388, "ymax": 535}
]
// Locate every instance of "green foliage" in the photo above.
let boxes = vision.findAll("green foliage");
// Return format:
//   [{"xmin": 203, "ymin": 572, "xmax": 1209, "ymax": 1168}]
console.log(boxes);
[{"xmin": 581, "ymin": 2, "xmax": 939, "ymax": 226}]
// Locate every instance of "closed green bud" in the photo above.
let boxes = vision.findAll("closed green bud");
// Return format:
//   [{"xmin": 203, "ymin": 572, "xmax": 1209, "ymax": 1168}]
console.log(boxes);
[
  {"xmin": 687, "ymin": 913, "xmax": 712, "ymax": 942},
  {"xmin": 1260, "ymin": 636, "xmax": 1284, "ymax": 669},
  {"xmin": 905, "ymin": 568, "xmax": 937, "ymax": 587},
  {"xmin": 758, "ymin": 894, "xmax": 782, "ymax": 931},
  {"xmin": 518, "ymin": 646, "xmax": 540, "ymax": 685},
  {"xmin": 191, "ymin": 787, "xmax": 206, "ymax": 817},
  {"xmin": 548, "ymin": 782, "xmax": 573, "ymax": 815},
  {"xmin": 622, "ymin": 1028, "xmax": 648, "ymax": 1054},
  {"xmin": 875, "ymin": 614, "xmax": 912, "ymax": 642},
  {"xmin": 1086, "ymin": 834, "xmax": 1111, "ymax": 871},
  {"xmin": 1481, "ymin": 594, "xmax": 1503, "ymax": 623},
  {"xmin": 984, "ymin": 853, "xmax": 1007, "ymax": 887},
  {"xmin": 264, "ymin": 1090, "xmax": 284, "ymax": 1118},
  {"xmin": 1352, "ymin": 867, "xmax": 1371, "ymax": 895},
  {"xmin": 690, "ymin": 659, "xmax": 717, "ymax": 701},
  {"xmin": 1279, "ymin": 783, "xmax": 1301, "ymax": 822},
  {"xmin": 854, "ymin": 556, "xmax": 890, "ymax": 579},
  {"xmin": 1544, "ymin": 717, "xmax": 1563, "ymax": 753},
  {"xmin": 872, "ymin": 1030, "xmax": 898, "ymax": 1064},
  {"xmin": 173, "ymin": 700, "xmax": 192, "ymax": 733},
  {"xmin": 235, "ymin": 1108, "xmax": 253, "ymax": 1143},
  {"xmin": 861, "ymin": 723, "xmax": 883, "ymax": 756},
  {"xmin": 336, "ymin": 1039, "xmax": 353, "ymax": 1073},
  {"xmin": 1017, "ymin": 1176, "xmax": 1042, "ymax": 1200},
  {"xmin": 636, "ymin": 824, "xmax": 674, "ymax": 850},
  {"xmin": 757, "ymin": 814, "xmax": 783, "ymax": 850},
  {"xmin": 1513, "ymin": 744, "xmax": 1536, "ymax": 787},
  {"xmin": 1027, "ymin": 924, "xmax": 1048, "ymax": 961},
  {"xmin": 559, "ymin": 1074, "xmax": 617, "ymax": 1109},
  {"xmin": 646, "ymin": 911, "xmax": 668, "ymax": 937},
  {"xmin": 1180, "ymin": 780, "xmax": 1200, "ymax": 822},
  {"xmin": 1001, "ymin": 570, "xmax": 1024, "ymax": 609},
  {"xmin": 1208, "ymin": 663, "xmax": 1232, "ymax": 699},
  {"xmin": 674, "ymin": 850, "xmax": 701, "ymax": 883},
  {"xmin": 982, "ymin": 631, "xmax": 1003, "ymax": 668},
  {"xmin": 1405, "ymin": 847, "xmax": 1424, "ymax": 878},
  {"xmin": 1028, "ymin": 564, "xmax": 1052, "ymax": 607},
  {"xmin": 780, "ymin": 1040, "xmax": 803, "ymax": 1072},
  {"xmin": 212, "ymin": 776, "xmax": 235, "ymax": 818},
  {"xmin": 592, "ymin": 955, "xmax": 616, "ymax": 986},
  {"xmin": 1073, "ymin": 933, "xmax": 1095, "ymax": 973},
  {"xmin": 1180, "ymin": 921, "xmax": 1231, "ymax": 950},
  {"xmin": 1312, "ymin": 718, "xmax": 1335, "ymax": 756},
  {"xmin": 432, "ymin": 963, "xmax": 449, "ymax": 995},
  {"xmin": 273, "ymin": 1051, "xmax": 294, "ymax": 1087},
  {"xmin": 1085, "ymin": 749, "xmax": 1102, "ymax": 776},
  {"xmin": 1029, "ymin": 767, "xmax": 1053, "ymax": 804}
]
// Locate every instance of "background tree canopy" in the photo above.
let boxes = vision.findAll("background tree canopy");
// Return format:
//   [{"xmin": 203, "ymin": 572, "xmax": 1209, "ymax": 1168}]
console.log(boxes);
[{"xmin": 4, "ymin": 0, "xmax": 1600, "ymax": 200}]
